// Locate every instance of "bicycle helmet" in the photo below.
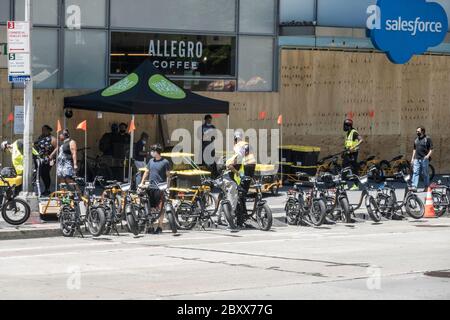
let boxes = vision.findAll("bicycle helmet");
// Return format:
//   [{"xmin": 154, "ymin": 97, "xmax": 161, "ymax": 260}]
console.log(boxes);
[
  {"xmin": 1, "ymin": 141, "xmax": 10, "ymax": 151},
  {"xmin": 343, "ymin": 119, "xmax": 353, "ymax": 131}
]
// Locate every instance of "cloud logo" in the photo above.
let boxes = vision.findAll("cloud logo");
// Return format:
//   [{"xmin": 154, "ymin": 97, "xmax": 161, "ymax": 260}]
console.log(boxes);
[{"xmin": 367, "ymin": 0, "xmax": 448, "ymax": 64}]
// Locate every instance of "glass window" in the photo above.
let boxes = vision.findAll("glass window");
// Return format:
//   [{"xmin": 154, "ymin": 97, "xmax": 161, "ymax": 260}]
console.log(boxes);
[
  {"xmin": 0, "ymin": 0, "xmax": 10, "ymax": 23},
  {"xmin": 238, "ymin": 36, "xmax": 273, "ymax": 91},
  {"xmin": 240, "ymin": 0, "xmax": 276, "ymax": 34},
  {"xmin": 65, "ymin": 0, "xmax": 106, "ymax": 28},
  {"xmin": 280, "ymin": 0, "xmax": 315, "ymax": 24},
  {"xmin": 171, "ymin": 79, "xmax": 236, "ymax": 92},
  {"xmin": 32, "ymin": 28, "xmax": 58, "ymax": 88},
  {"xmin": 64, "ymin": 30, "xmax": 107, "ymax": 89},
  {"xmin": 111, "ymin": 32, "xmax": 236, "ymax": 77},
  {"xmin": 434, "ymin": 0, "xmax": 450, "ymax": 31},
  {"xmin": 15, "ymin": 0, "xmax": 59, "ymax": 25},
  {"xmin": 317, "ymin": 0, "xmax": 376, "ymax": 28},
  {"xmin": 110, "ymin": 0, "xmax": 235, "ymax": 32}
]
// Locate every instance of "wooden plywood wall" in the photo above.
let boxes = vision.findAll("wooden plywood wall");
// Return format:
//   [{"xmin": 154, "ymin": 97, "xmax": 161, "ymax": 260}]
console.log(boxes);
[{"xmin": 279, "ymin": 49, "xmax": 450, "ymax": 172}]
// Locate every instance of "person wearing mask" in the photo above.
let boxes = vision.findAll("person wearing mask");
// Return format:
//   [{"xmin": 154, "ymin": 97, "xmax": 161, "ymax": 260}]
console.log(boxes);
[
  {"xmin": 139, "ymin": 144, "xmax": 171, "ymax": 234},
  {"xmin": 34, "ymin": 125, "xmax": 57, "ymax": 196},
  {"xmin": 1, "ymin": 140, "xmax": 39, "ymax": 177},
  {"xmin": 111, "ymin": 122, "xmax": 130, "ymax": 181},
  {"xmin": 226, "ymin": 132, "xmax": 256, "ymax": 227},
  {"xmin": 343, "ymin": 119, "xmax": 363, "ymax": 190},
  {"xmin": 134, "ymin": 132, "xmax": 149, "ymax": 185},
  {"xmin": 50, "ymin": 129, "xmax": 78, "ymax": 186},
  {"xmin": 411, "ymin": 126, "xmax": 433, "ymax": 191},
  {"xmin": 99, "ymin": 123, "xmax": 119, "ymax": 156},
  {"xmin": 201, "ymin": 115, "xmax": 218, "ymax": 177}
]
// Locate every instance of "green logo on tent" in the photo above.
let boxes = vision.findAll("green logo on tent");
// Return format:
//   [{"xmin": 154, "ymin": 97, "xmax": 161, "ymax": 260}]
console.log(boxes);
[
  {"xmin": 148, "ymin": 74, "xmax": 186, "ymax": 99},
  {"xmin": 102, "ymin": 73, "xmax": 139, "ymax": 97}
]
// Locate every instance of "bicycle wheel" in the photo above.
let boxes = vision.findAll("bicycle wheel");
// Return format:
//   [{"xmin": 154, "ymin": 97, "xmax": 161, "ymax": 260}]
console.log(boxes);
[
  {"xmin": 285, "ymin": 198, "xmax": 299, "ymax": 225},
  {"xmin": 221, "ymin": 202, "xmax": 237, "ymax": 230},
  {"xmin": 174, "ymin": 202, "xmax": 197, "ymax": 230},
  {"xmin": 86, "ymin": 206, "xmax": 106, "ymax": 237},
  {"xmin": 125, "ymin": 204, "xmax": 139, "ymax": 235},
  {"xmin": 405, "ymin": 194, "xmax": 424, "ymax": 219},
  {"xmin": 309, "ymin": 198, "xmax": 327, "ymax": 226},
  {"xmin": 256, "ymin": 203, "xmax": 273, "ymax": 231},
  {"xmin": 59, "ymin": 206, "xmax": 76, "ymax": 237},
  {"xmin": 366, "ymin": 195, "xmax": 382, "ymax": 222},
  {"xmin": 432, "ymin": 190, "xmax": 447, "ymax": 217},
  {"xmin": 429, "ymin": 164, "xmax": 435, "ymax": 181},
  {"xmin": 165, "ymin": 203, "xmax": 178, "ymax": 234},
  {"xmin": 1, "ymin": 198, "xmax": 30, "ymax": 225},
  {"xmin": 339, "ymin": 197, "xmax": 352, "ymax": 223}
]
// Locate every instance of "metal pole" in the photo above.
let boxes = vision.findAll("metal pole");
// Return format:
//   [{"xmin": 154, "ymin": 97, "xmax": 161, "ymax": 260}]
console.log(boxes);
[
  {"xmin": 22, "ymin": 0, "xmax": 34, "ymax": 195},
  {"xmin": 84, "ymin": 130, "xmax": 87, "ymax": 182},
  {"xmin": 128, "ymin": 115, "xmax": 135, "ymax": 183}
]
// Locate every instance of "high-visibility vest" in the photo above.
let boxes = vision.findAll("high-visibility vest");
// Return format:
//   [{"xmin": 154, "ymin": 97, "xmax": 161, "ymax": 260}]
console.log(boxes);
[
  {"xmin": 345, "ymin": 129, "xmax": 359, "ymax": 150},
  {"xmin": 230, "ymin": 141, "xmax": 256, "ymax": 185},
  {"xmin": 11, "ymin": 141, "xmax": 39, "ymax": 176},
  {"xmin": 11, "ymin": 141, "xmax": 24, "ymax": 175}
]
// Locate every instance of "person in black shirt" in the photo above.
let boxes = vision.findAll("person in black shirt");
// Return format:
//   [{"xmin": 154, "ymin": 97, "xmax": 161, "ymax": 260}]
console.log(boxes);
[
  {"xmin": 34, "ymin": 125, "xmax": 57, "ymax": 195},
  {"xmin": 201, "ymin": 115, "xmax": 218, "ymax": 177},
  {"xmin": 99, "ymin": 123, "xmax": 118, "ymax": 156},
  {"xmin": 411, "ymin": 126, "xmax": 433, "ymax": 190}
]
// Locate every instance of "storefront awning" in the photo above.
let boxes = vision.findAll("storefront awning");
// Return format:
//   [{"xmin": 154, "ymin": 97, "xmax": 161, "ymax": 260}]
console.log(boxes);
[{"xmin": 63, "ymin": 59, "xmax": 229, "ymax": 115}]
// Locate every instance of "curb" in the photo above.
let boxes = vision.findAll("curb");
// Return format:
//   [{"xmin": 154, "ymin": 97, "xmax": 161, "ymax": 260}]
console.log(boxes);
[{"xmin": 0, "ymin": 221, "xmax": 173, "ymax": 241}]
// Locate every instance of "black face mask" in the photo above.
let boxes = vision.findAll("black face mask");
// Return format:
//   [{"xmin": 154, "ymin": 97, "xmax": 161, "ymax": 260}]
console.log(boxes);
[
  {"xmin": 417, "ymin": 132, "xmax": 422, "ymax": 138},
  {"xmin": 344, "ymin": 125, "xmax": 351, "ymax": 132},
  {"xmin": 120, "ymin": 129, "xmax": 126, "ymax": 134}
]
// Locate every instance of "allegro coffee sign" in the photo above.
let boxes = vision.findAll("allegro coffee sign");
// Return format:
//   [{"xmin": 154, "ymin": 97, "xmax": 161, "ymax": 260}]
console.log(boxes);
[{"xmin": 148, "ymin": 40, "xmax": 203, "ymax": 70}]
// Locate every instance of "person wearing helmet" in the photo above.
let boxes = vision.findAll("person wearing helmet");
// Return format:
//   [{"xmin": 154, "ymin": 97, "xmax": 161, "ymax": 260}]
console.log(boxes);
[
  {"xmin": 343, "ymin": 119, "xmax": 363, "ymax": 189},
  {"xmin": 1, "ymin": 139, "xmax": 39, "ymax": 176},
  {"xmin": 226, "ymin": 131, "xmax": 256, "ymax": 227}
]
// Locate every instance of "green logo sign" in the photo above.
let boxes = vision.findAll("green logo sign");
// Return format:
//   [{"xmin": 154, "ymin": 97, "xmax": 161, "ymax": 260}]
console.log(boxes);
[
  {"xmin": 148, "ymin": 74, "xmax": 186, "ymax": 99},
  {"xmin": 102, "ymin": 73, "xmax": 139, "ymax": 97}
]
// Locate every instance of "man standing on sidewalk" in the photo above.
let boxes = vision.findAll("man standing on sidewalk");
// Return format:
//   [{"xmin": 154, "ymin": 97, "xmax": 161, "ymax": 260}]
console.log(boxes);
[{"xmin": 411, "ymin": 126, "xmax": 433, "ymax": 191}]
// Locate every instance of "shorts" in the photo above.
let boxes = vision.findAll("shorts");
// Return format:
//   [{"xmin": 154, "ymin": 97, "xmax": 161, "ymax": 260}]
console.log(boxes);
[{"xmin": 148, "ymin": 189, "xmax": 162, "ymax": 208}]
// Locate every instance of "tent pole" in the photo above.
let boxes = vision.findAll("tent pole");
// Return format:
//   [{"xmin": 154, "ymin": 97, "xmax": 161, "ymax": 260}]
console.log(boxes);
[{"xmin": 128, "ymin": 115, "xmax": 135, "ymax": 184}]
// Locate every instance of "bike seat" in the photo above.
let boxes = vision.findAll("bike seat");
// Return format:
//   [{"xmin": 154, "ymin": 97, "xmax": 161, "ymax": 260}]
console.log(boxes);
[
  {"xmin": 367, "ymin": 155, "xmax": 376, "ymax": 161},
  {"xmin": 106, "ymin": 180, "xmax": 118, "ymax": 185},
  {"xmin": 442, "ymin": 175, "xmax": 450, "ymax": 179},
  {"xmin": 391, "ymin": 155, "xmax": 403, "ymax": 162}
]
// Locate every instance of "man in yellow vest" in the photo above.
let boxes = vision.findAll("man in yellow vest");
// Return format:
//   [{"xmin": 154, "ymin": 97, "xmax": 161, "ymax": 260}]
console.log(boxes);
[
  {"xmin": 1, "ymin": 140, "xmax": 39, "ymax": 176},
  {"xmin": 343, "ymin": 119, "xmax": 363, "ymax": 190},
  {"xmin": 226, "ymin": 132, "xmax": 257, "ymax": 187}
]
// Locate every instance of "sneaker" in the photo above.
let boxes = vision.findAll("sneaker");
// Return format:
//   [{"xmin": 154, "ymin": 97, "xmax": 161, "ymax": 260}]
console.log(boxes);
[{"xmin": 153, "ymin": 227, "xmax": 162, "ymax": 234}]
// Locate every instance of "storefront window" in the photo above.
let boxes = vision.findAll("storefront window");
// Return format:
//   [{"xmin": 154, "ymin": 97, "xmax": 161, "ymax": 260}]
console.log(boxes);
[
  {"xmin": 65, "ymin": 0, "xmax": 106, "ymax": 28},
  {"xmin": 64, "ymin": 30, "xmax": 107, "ymax": 89},
  {"xmin": 238, "ymin": 36, "xmax": 274, "ymax": 91},
  {"xmin": 0, "ymin": 0, "xmax": 10, "ymax": 23},
  {"xmin": 110, "ymin": 0, "xmax": 236, "ymax": 32},
  {"xmin": 15, "ymin": 0, "xmax": 59, "ymax": 25},
  {"xmin": 32, "ymin": 28, "xmax": 58, "ymax": 88},
  {"xmin": 280, "ymin": 0, "xmax": 315, "ymax": 24},
  {"xmin": 111, "ymin": 32, "xmax": 236, "ymax": 77},
  {"xmin": 317, "ymin": 0, "xmax": 375, "ymax": 28},
  {"xmin": 240, "ymin": 0, "xmax": 276, "ymax": 34}
]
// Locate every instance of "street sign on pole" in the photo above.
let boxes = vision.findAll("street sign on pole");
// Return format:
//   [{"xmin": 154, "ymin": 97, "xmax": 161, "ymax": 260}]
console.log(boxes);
[
  {"xmin": 7, "ymin": 21, "xmax": 31, "ymax": 84},
  {"xmin": 7, "ymin": 21, "xmax": 30, "ymax": 53},
  {"xmin": 8, "ymin": 52, "xmax": 31, "ymax": 83}
]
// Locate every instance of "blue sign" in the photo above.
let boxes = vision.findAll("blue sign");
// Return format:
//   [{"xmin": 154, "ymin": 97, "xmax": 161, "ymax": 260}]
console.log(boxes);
[
  {"xmin": 8, "ymin": 75, "xmax": 31, "ymax": 83},
  {"xmin": 367, "ymin": 0, "xmax": 448, "ymax": 64}
]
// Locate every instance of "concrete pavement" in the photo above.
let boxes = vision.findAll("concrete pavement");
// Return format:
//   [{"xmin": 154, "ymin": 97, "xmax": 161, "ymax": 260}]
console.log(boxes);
[{"xmin": 0, "ymin": 215, "xmax": 449, "ymax": 299}]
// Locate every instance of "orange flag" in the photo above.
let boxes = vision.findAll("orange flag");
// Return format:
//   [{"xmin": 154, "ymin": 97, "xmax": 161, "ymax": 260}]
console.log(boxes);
[
  {"xmin": 128, "ymin": 118, "xmax": 136, "ymax": 133},
  {"xmin": 277, "ymin": 115, "xmax": 283, "ymax": 125},
  {"xmin": 76, "ymin": 120, "xmax": 87, "ymax": 131},
  {"xmin": 7, "ymin": 113, "xmax": 14, "ymax": 123},
  {"xmin": 56, "ymin": 119, "xmax": 62, "ymax": 133},
  {"xmin": 259, "ymin": 111, "xmax": 267, "ymax": 120}
]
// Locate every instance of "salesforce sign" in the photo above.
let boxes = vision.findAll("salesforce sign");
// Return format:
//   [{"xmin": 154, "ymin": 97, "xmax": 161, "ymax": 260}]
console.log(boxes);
[{"xmin": 367, "ymin": 0, "xmax": 448, "ymax": 64}]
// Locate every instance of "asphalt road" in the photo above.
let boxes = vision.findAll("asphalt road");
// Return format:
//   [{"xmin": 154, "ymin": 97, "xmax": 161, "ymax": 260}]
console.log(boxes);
[{"xmin": 0, "ymin": 208, "xmax": 449, "ymax": 299}]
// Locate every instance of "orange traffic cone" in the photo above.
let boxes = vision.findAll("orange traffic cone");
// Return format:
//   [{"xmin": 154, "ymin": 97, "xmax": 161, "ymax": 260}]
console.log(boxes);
[{"xmin": 424, "ymin": 187, "xmax": 437, "ymax": 218}]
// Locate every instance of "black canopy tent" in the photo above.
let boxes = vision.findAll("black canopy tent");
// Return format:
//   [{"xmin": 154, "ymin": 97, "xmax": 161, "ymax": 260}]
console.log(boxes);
[{"xmin": 63, "ymin": 59, "xmax": 229, "ymax": 181}]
